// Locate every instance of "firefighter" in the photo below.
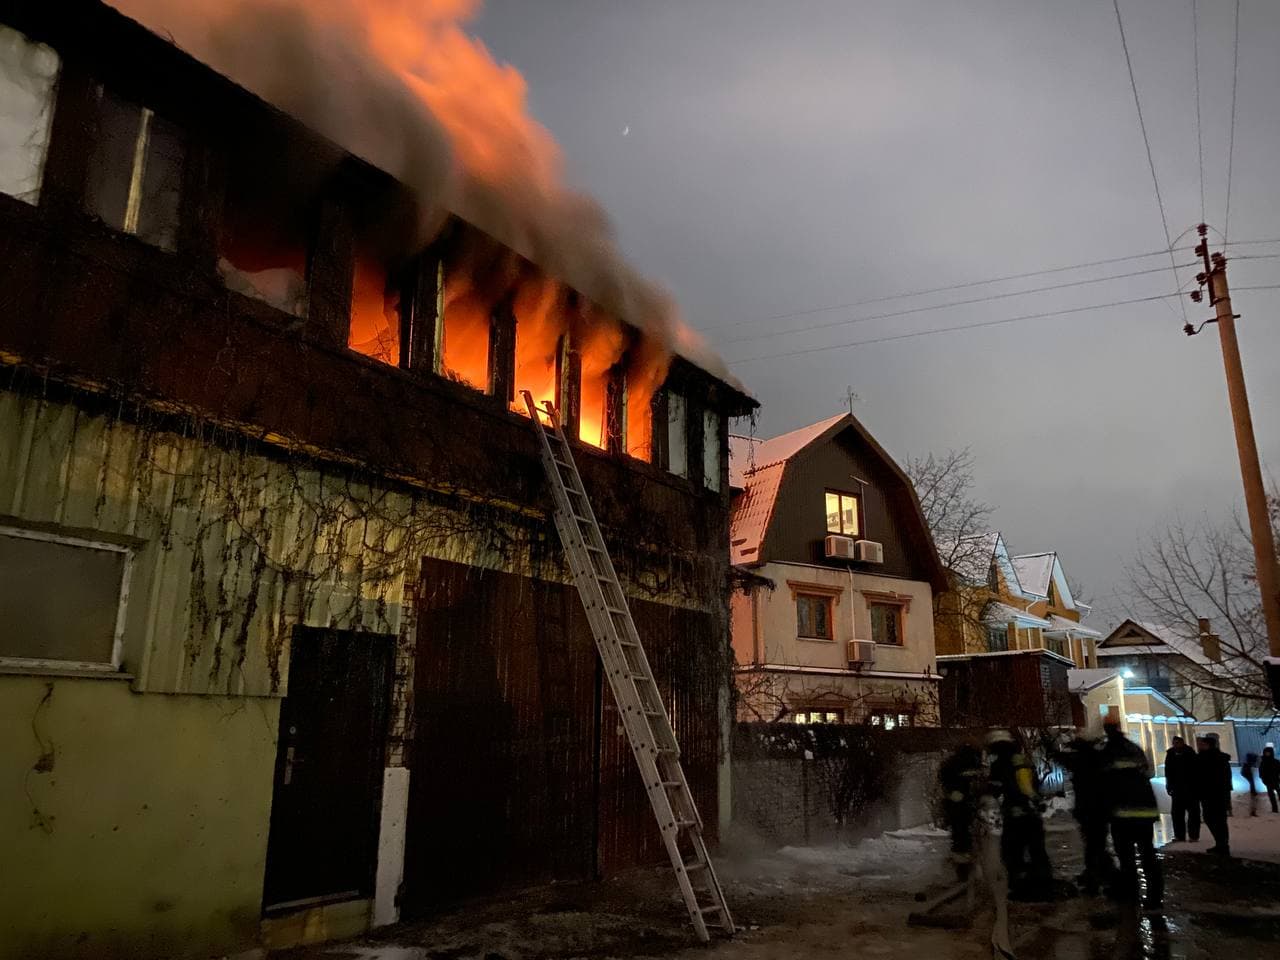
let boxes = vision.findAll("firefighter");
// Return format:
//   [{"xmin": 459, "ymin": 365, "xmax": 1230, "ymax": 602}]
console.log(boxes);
[
  {"xmin": 1099, "ymin": 717, "xmax": 1163, "ymax": 911},
  {"xmin": 1057, "ymin": 733, "xmax": 1116, "ymax": 895},
  {"xmin": 986, "ymin": 729, "xmax": 1053, "ymax": 900},
  {"xmin": 939, "ymin": 741, "xmax": 985, "ymax": 881}
]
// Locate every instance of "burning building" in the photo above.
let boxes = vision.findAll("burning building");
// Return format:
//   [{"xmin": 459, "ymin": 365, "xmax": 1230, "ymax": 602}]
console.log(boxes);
[{"xmin": 0, "ymin": 3, "xmax": 755, "ymax": 958}]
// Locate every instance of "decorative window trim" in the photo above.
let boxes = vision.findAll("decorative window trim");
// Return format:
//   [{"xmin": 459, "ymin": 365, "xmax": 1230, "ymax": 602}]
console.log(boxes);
[
  {"xmin": 860, "ymin": 589, "xmax": 912, "ymax": 613},
  {"xmin": 786, "ymin": 580, "xmax": 843, "ymax": 605},
  {"xmin": 0, "ymin": 524, "xmax": 134, "ymax": 674}
]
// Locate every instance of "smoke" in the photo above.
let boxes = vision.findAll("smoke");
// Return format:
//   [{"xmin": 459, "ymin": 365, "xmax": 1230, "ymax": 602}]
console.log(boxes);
[{"xmin": 109, "ymin": 0, "xmax": 738, "ymax": 386}]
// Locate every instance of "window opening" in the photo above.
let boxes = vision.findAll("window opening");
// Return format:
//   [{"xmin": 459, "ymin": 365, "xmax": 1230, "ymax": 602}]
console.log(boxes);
[
  {"xmin": 218, "ymin": 158, "xmax": 309, "ymax": 316},
  {"xmin": 349, "ymin": 252, "xmax": 400, "ymax": 365},
  {"xmin": 702, "ymin": 408, "xmax": 721, "ymax": 491},
  {"xmin": 796, "ymin": 593, "xmax": 833, "ymax": 640},
  {"xmin": 667, "ymin": 390, "xmax": 688, "ymax": 478},
  {"xmin": 85, "ymin": 87, "xmax": 185, "ymax": 251},
  {"xmin": 825, "ymin": 490, "xmax": 861, "ymax": 537},
  {"xmin": 869, "ymin": 601, "xmax": 904, "ymax": 646},
  {"xmin": 0, "ymin": 25, "xmax": 59, "ymax": 205},
  {"xmin": 0, "ymin": 527, "xmax": 130, "ymax": 668},
  {"xmin": 793, "ymin": 708, "xmax": 844, "ymax": 724}
]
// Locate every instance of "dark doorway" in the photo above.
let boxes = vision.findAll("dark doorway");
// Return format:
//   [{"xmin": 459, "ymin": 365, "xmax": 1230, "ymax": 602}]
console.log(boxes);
[{"xmin": 263, "ymin": 627, "xmax": 394, "ymax": 912}]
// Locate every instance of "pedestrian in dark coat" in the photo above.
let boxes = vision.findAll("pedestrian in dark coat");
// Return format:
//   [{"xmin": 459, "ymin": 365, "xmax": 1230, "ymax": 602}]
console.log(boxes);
[
  {"xmin": 1260, "ymin": 745, "xmax": 1280, "ymax": 814},
  {"xmin": 1100, "ymin": 718, "xmax": 1163, "ymax": 910},
  {"xmin": 1195, "ymin": 735, "xmax": 1233, "ymax": 855},
  {"xmin": 1164, "ymin": 736, "xmax": 1200, "ymax": 842}
]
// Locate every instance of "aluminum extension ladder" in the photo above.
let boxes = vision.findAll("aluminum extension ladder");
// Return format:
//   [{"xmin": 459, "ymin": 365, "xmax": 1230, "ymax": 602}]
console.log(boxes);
[{"xmin": 521, "ymin": 391, "xmax": 735, "ymax": 942}]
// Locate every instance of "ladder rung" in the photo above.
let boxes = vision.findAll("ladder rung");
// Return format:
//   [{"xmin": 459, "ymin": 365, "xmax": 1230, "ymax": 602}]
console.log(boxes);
[
  {"xmin": 659, "ymin": 780, "xmax": 682, "ymax": 788},
  {"xmin": 698, "ymin": 904, "xmax": 724, "ymax": 915},
  {"xmin": 683, "ymin": 861, "xmax": 709, "ymax": 872},
  {"xmin": 605, "ymin": 605, "xmax": 627, "ymax": 615}
]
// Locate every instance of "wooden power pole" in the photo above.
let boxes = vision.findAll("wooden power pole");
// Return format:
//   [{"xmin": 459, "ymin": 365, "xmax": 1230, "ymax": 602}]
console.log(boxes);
[{"xmin": 1190, "ymin": 224, "xmax": 1280, "ymax": 704}]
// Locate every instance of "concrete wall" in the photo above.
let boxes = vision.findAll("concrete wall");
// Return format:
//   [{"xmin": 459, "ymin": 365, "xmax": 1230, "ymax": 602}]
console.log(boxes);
[{"xmin": 0, "ymin": 675, "xmax": 279, "ymax": 960}]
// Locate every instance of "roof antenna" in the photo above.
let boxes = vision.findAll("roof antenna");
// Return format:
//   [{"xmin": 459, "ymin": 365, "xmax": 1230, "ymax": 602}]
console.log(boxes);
[{"xmin": 842, "ymin": 385, "xmax": 859, "ymax": 416}]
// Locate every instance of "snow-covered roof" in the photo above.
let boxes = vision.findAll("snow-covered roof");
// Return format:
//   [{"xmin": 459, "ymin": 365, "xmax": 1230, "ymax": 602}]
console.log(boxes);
[
  {"xmin": 1011, "ymin": 552, "xmax": 1054, "ymax": 598},
  {"xmin": 1044, "ymin": 614, "xmax": 1102, "ymax": 639},
  {"xmin": 982, "ymin": 602, "xmax": 1052, "ymax": 629},
  {"xmin": 1068, "ymin": 667, "xmax": 1120, "ymax": 693},
  {"xmin": 1100, "ymin": 621, "xmax": 1212, "ymax": 667}
]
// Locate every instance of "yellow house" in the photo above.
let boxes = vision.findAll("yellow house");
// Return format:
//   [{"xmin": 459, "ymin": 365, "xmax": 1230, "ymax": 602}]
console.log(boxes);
[{"xmin": 935, "ymin": 535, "xmax": 1101, "ymax": 668}]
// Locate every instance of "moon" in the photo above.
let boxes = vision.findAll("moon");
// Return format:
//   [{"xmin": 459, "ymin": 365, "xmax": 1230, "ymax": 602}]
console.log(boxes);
[{"xmin": 622, "ymin": 125, "xmax": 630, "ymax": 137}]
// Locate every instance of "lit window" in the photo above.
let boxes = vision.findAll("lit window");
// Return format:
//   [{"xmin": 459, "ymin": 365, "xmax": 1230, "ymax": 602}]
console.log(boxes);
[
  {"xmin": 0, "ymin": 527, "xmax": 131, "ymax": 669},
  {"xmin": 0, "ymin": 24, "xmax": 59, "ymax": 204},
  {"xmin": 349, "ymin": 253, "xmax": 400, "ymax": 366},
  {"xmin": 667, "ymin": 391, "xmax": 688, "ymax": 478},
  {"xmin": 702, "ymin": 408, "xmax": 721, "ymax": 491},
  {"xmin": 796, "ymin": 594, "xmax": 833, "ymax": 640},
  {"xmin": 869, "ymin": 601, "xmax": 904, "ymax": 646},
  {"xmin": 869, "ymin": 711, "xmax": 914, "ymax": 730},
  {"xmin": 825, "ymin": 490, "xmax": 860, "ymax": 536},
  {"xmin": 85, "ymin": 87, "xmax": 185, "ymax": 251},
  {"xmin": 793, "ymin": 708, "xmax": 844, "ymax": 724}
]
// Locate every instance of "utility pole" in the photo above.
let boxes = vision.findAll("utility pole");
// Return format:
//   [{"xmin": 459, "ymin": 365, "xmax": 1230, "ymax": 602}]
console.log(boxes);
[{"xmin": 1188, "ymin": 224, "xmax": 1280, "ymax": 705}]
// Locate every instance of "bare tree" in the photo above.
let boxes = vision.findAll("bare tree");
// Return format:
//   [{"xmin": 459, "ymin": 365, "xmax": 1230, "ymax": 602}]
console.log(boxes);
[
  {"xmin": 1126, "ymin": 491, "xmax": 1279, "ymax": 711},
  {"xmin": 905, "ymin": 448, "xmax": 993, "ymax": 572}
]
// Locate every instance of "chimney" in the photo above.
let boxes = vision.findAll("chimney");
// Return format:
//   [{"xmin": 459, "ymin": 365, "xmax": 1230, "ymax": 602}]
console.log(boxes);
[
  {"xmin": 1197, "ymin": 617, "xmax": 1221, "ymax": 662},
  {"xmin": 1086, "ymin": 638, "xmax": 1099, "ymax": 669}
]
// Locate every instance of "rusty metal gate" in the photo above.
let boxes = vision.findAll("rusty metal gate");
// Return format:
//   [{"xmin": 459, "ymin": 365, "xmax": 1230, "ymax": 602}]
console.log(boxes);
[{"xmin": 401, "ymin": 558, "xmax": 721, "ymax": 915}]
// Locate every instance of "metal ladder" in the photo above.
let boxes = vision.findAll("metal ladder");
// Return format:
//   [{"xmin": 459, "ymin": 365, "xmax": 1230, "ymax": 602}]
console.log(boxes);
[{"xmin": 521, "ymin": 391, "xmax": 734, "ymax": 942}]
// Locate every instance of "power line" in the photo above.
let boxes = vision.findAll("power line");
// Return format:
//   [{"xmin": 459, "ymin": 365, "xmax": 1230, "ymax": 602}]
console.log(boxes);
[
  {"xmin": 1112, "ymin": 0, "xmax": 1188, "ymax": 323},
  {"xmin": 722, "ymin": 260, "xmax": 1199, "ymax": 346},
  {"xmin": 1225, "ymin": 0, "xmax": 1241, "ymax": 241},
  {"xmin": 726, "ymin": 291, "xmax": 1188, "ymax": 366},
  {"xmin": 1193, "ymin": 0, "xmax": 1205, "ymax": 224}
]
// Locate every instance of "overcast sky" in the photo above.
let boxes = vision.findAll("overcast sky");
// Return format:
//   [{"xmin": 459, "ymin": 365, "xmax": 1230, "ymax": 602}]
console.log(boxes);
[{"xmin": 470, "ymin": 0, "xmax": 1280, "ymax": 627}]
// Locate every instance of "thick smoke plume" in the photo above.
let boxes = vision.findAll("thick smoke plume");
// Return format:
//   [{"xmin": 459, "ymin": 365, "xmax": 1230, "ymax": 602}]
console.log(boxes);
[{"xmin": 110, "ymin": 0, "xmax": 734, "ymax": 384}]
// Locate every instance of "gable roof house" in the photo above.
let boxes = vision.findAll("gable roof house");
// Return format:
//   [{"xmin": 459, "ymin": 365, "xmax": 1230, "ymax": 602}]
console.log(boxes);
[
  {"xmin": 0, "ymin": 4, "xmax": 755, "ymax": 958},
  {"xmin": 1097, "ymin": 619, "xmax": 1277, "ymax": 723},
  {"xmin": 934, "ymin": 535, "xmax": 1101, "ymax": 728},
  {"xmin": 728, "ymin": 414, "xmax": 948, "ymax": 727}
]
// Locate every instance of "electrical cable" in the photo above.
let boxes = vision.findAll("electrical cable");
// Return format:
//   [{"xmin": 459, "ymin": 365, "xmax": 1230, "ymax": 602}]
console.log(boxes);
[
  {"xmin": 1112, "ymin": 0, "xmax": 1188, "ymax": 323},
  {"xmin": 726, "ymin": 290, "xmax": 1192, "ymax": 366},
  {"xmin": 722, "ymin": 261, "xmax": 1200, "ymax": 346},
  {"xmin": 1193, "ymin": 0, "xmax": 1205, "ymax": 225},
  {"xmin": 1225, "ymin": 0, "xmax": 1241, "ymax": 242}
]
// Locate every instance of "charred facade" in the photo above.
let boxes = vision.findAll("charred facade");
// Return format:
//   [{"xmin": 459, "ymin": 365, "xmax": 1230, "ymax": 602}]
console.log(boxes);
[{"xmin": 0, "ymin": 4, "xmax": 755, "ymax": 959}]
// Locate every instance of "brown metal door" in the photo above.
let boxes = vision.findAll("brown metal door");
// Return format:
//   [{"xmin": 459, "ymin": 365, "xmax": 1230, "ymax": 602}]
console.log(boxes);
[
  {"xmin": 262, "ymin": 627, "xmax": 393, "ymax": 911},
  {"xmin": 402, "ymin": 559, "xmax": 599, "ymax": 914}
]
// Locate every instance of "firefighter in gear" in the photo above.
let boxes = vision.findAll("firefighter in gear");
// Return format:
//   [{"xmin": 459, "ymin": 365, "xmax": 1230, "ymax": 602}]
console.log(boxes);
[
  {"xmin": 1099, "ymin": 717, "xmax": 1163, "ymax": 910},
  {"xmin": 1057, "ymin": 734, "xmax": 1117, "ymax": 895},
  {"xmin": 986, "ymin": 729, "xmax": 1053, "ymax": 900},
  {"xmin": 939, "ymin": 742, "xmax": 985, "ymax": 880}
]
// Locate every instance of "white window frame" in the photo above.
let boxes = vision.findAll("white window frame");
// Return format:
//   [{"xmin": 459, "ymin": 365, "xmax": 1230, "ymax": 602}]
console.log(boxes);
[
  {"xmin": 667, "ymin": 390, "xmax": 688, "ymax": 478},
  {"xmin": 0, "ymin": 525, "xmax": 133, "ymax": 673},
  {"xmin": 702, "ymin": 408, "xmax": 721, "ymax": 492}
]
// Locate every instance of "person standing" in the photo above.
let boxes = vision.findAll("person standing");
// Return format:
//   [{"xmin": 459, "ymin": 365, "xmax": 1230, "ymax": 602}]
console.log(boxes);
[
  {"xmin": 1058, "ymin": 734, "xmax": 1116, "ymax": 894},
  {"xmin": 939, "ymin": 742, "xmax": 985, "ymax": 881},
  {"xmin": 1195, "ymin": 735, "xmax": 1233, "ymax": 855},
  {"xmin": 987, "ymin": 729, "xmax": 1053, "ymax": 900},
  {"xmin": 1164, "ymin": 736, "xmax": 1200, "ymax": 842},
  {"xmin": 1260, "ymin": 745, "xmax": 1279, "ymax": 814},
  {"xmin": 1100, "ymin": 717, "xmax": 1163, "ymax": 911},
  {"xmin": 1242, "ymin": 752, "xmax": 1261, "ymax": 817}
]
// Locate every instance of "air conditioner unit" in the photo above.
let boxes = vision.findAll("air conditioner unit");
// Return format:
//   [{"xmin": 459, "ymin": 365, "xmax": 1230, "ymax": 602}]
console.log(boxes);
[
  {"xmin": 848, "ymin": 639, "xmax": 876, "ymax": 667},
  {"xmin": 854, "ymin": 539, "xmax": 884, "ymax": 564},
  {"xmin": 825, "ymin": 534, "xmax": 856, "ymax": 559}
]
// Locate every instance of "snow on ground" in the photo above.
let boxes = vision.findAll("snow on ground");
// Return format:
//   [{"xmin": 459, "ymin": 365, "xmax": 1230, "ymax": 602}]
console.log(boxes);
[{"xmin": 1159, "ymin": 808, "xmax": 1280, "ymax": 864}]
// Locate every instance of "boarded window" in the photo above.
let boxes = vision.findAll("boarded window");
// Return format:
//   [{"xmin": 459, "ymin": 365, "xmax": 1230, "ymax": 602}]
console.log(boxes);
[
  {"xmin": 0, "ymin": 24, "xmax": 59, "ymax": 204},
  {"xmin": 85, "ymin": 88, "xmax": 185, "ymax": 251},
  {"xmin": 0, "ymin": 528, "xmax": 130, "ymax": 667},
  {"xmin": 796, "ymin": 594, "xmax": 832, "ymax": 640},
  {"xmin": 667, "ymin": 391, "xmax": 687, "ymax": 478},
  {"xmin": 702, "ymin": 408, "xmax": 721, "ymax": 492}
]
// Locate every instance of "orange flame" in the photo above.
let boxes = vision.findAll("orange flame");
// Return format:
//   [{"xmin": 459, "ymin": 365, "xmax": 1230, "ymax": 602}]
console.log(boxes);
[{"xmin": 350, "ymin": 254, "xmax": 400, "ymax": 365}]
